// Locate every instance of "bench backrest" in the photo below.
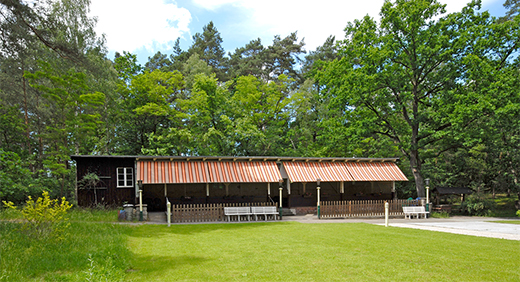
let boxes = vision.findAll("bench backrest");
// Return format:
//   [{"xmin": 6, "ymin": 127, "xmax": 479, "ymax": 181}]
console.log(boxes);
[
  {"xmin": 264, "ymin": 206, "xmax": 277, "ymax": 213},
  {"xmin": 224, "ymin": 207, "xmax": 251, "ymax": 215},
  {"xmin": 403, "ymin": 206, "xmax": 426, "ymax": 212},
  {"xmin": 251, "ymin": 206, "xmax": 277, "ymax": 214},
  {"xmin": 251, "ymin": 207, "xmax": 264, "ymax": 213},
  {"xmin": 237, "ymin": 207, "xmax": 251, "ymax": 214}
]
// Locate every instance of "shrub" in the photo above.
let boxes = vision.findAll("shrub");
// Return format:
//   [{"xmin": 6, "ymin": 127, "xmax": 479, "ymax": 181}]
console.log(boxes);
[
  {"xmin": 460, "ymin": 193, "xmax": 496, "ymax": 216},
  {"xmin": 516, "ymin": 210, "xmax": 520, "ymax": 217},
  {"xmin": 3, "ymin": 191, "xmax": 72, "ymax": 239}
]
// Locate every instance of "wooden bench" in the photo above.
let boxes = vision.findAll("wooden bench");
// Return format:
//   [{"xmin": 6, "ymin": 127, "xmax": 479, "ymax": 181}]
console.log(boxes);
[
  {"xmin": 251, "ymin": 206, "xmax": 278, "ymax": 221},
  {"xmin": 402, "ymin": 206, "xmax": 429, "ymax": 219},
  {"xmin": 224, "ymin": 207, "xmax": 252, "ymax": 222}
]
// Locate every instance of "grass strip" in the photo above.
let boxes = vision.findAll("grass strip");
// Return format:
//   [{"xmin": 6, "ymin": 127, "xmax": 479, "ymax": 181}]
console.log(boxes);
[{"xmin": 491, "ymin": 220, "xmax": 520, "ymax": 225}]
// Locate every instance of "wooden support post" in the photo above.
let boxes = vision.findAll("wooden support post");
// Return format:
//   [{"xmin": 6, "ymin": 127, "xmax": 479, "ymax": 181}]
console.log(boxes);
[
  {"xmin": 286, "ymin": 179, "xmax": 291, "ymax": 195},
  {"xmin": 317, "ymin": 178, "xmax": 321, "ymax": 219},
  {"xmin": 225, "ymin": 183, "xmax": 229, "ymax": 196},
  {"xmin": 340, "ymin": 181, "xmax": 344, "ymax": 201},
  {"xmin": 206, "ymin": 183, "xmax": 210, "ymax": 204}
]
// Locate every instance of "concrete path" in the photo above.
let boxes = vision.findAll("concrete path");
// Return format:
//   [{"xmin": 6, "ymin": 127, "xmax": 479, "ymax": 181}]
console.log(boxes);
[
  {"xmin": 284, "ymin": 215, "xmax": 520, "ymax": 241},
  {"xmin": 387, "ymin": 220, "xmax": 520, "ymax": 241}
]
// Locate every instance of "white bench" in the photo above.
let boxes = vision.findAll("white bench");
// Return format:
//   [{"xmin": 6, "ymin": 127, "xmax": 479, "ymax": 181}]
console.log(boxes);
[
  {"xmin": 251, "ymin": 206, "xmax": 278, "ymax": 221},
  {"xmin": 224, "ymin": 207, "xmax": 252, "ymax": 222},
  {"xmin": 402, "ymin": 206, "xmax": 429, "ymax": 219}
]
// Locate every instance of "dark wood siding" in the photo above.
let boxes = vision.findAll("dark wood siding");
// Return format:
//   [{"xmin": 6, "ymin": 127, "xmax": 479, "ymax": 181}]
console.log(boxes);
[{"xmin": 73, "ymin": 157, "xmax": 136, "ymax": 207}]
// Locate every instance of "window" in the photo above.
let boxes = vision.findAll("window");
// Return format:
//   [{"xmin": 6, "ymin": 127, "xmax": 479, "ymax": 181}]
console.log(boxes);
[{"xmin": 117, "ymin": 167, "xmax": 133, "ymax": 187}]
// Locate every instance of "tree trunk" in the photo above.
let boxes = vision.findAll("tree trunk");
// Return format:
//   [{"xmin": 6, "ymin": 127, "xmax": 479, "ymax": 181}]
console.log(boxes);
[
  {"xmin": 409, "ymin": 149, "xmax": 425, "ymax": 198},
  {"xmin": 21, "ymin": 62, "xmax": 33, "ymax": 169}
]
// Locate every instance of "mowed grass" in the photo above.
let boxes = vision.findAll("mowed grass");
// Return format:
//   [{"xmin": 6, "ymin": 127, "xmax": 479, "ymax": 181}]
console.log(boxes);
[
  {"xmin": 2, "ymin": 207, "xmax": 519, "ymax": 282},
  {"xmin": 127, "ymin": 222, "xmax": 520, "ymax": 281}
]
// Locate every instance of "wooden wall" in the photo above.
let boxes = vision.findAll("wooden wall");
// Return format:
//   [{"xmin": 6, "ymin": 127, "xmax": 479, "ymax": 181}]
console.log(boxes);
[{"xmin": 74, "ymin": 157, "xmax": 136, "ymax": 207}]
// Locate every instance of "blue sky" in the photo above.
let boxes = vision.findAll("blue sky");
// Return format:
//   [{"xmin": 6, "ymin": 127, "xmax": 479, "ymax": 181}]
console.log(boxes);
[{"xmin": 89, "ymin": 0, "xmax": 507, "ymax": 65}]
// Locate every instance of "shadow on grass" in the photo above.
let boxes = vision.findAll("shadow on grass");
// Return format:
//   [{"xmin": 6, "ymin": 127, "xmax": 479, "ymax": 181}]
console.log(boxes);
[
  {"xmin": 128, "ymin": 254, "xmax": 210, "ymax": 275},
  {"xmin": 131, "ymin": 221, "xmax": 294, "ymax": 238}
]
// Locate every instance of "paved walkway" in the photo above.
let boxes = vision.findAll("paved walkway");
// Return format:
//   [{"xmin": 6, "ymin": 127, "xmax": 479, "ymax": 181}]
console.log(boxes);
[
  {"xmin": 284, "ymin": 215, "xmax": 520, "ymax": 241},
  {"xmin": 388, "ymin": 221, "xmax": 520, "ymax": 240}
]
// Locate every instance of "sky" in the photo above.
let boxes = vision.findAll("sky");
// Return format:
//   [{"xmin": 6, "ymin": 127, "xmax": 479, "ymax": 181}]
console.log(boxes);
[{"xmin": 88, "ymin": 0, "xmax": 507, "ymax": 65}]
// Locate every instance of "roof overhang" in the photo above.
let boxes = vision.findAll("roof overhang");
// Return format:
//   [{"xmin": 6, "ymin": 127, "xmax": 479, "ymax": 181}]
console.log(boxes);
[{"xmin": 71, "ymin": 155, "xmax": 400, "ymax": 163}]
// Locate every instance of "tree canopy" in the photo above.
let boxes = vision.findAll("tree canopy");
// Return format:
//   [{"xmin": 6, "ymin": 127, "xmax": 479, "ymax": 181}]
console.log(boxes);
[{"xmin": 0, "ymin": 0, "xmax": 519, "ymax": 203}]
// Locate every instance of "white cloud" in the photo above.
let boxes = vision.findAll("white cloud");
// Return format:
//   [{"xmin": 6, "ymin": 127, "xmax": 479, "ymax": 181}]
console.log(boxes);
[
  {"xmin": 89, "ymin": 0, "xmax": 502, "ymax": 63},
  {"xmin": 191, "ymin": 0, "xmax": 239, "ymax": 10},
  {"xmin": 192, "ymin": 0, "xmax": 500, "ymax": 51},
  {"xmin": 89, "ymin": 0, "xmax": 191, "ymax": 53}
]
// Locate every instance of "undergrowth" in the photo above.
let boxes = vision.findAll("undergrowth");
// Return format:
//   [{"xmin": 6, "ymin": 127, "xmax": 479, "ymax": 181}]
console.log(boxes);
[{"xmin": 0, "ymin": 214, "xmax": 132, "ymax": 281}]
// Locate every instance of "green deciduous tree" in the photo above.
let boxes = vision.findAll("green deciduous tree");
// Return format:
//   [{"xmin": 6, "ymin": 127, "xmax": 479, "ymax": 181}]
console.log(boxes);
[
  {"xmin": 116, "ymin": 68, "xmax": 184, "ymax": 155},
  {"xmin": 230, "ymin": 75, "xmax": 292, "ymax": 155},
  {"xmin": 318, "ymin": 0, "xmax": 520, "ymax": 197}
]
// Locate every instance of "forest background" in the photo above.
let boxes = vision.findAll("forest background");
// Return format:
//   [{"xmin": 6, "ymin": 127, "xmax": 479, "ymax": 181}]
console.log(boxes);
[{"xmin": 1, "ymin": 0, "xmax": 519, "ymax": 204}]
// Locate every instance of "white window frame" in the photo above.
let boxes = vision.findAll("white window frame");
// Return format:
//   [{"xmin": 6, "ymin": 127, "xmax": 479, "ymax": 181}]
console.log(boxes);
[{"xmin": 117, "ymin": 167, "xmax": 134, "ymax": 188}]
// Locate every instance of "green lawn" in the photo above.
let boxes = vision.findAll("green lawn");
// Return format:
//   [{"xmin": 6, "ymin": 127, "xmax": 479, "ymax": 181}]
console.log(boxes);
[
  {"xmin": 127, "ymin": 222, "xmax": 520, "ymax": 281},
  {"xmin": 1, "ymin": 210, "xmax": 519, "ymax": 281}
]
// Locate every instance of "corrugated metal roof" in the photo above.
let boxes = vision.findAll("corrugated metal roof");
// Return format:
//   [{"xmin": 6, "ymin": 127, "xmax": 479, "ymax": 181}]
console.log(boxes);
[
  {"xmin": 282, "ymin": 162, "xmax": 355, "ymax": 182},
  {"xmin": 207, "ymin": 162, "xmax": 282, "ymax": 183},
  {"xmin": 345, "ymin": 162, "xmax": 408, "ymax": 181},
  {"xmin": 137, "ymin": 161, "xmax": 209, "ymax": 184},
  {"xmin": 75, "ymin": 155, "xmax": 408, "ymax": 184},
  {"xmin": 137, "ymin": 160, "xmax": 282, "ymax": 184}
]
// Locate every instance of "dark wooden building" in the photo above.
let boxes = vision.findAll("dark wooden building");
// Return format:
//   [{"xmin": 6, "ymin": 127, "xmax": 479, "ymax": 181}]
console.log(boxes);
[
  {"xmin": 72, "ymin": 155, "xmax": 137, "ymax": 207},
  {"xmin": 72, "ymin": 155, "xmax": 409, "ymax": 210}
]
